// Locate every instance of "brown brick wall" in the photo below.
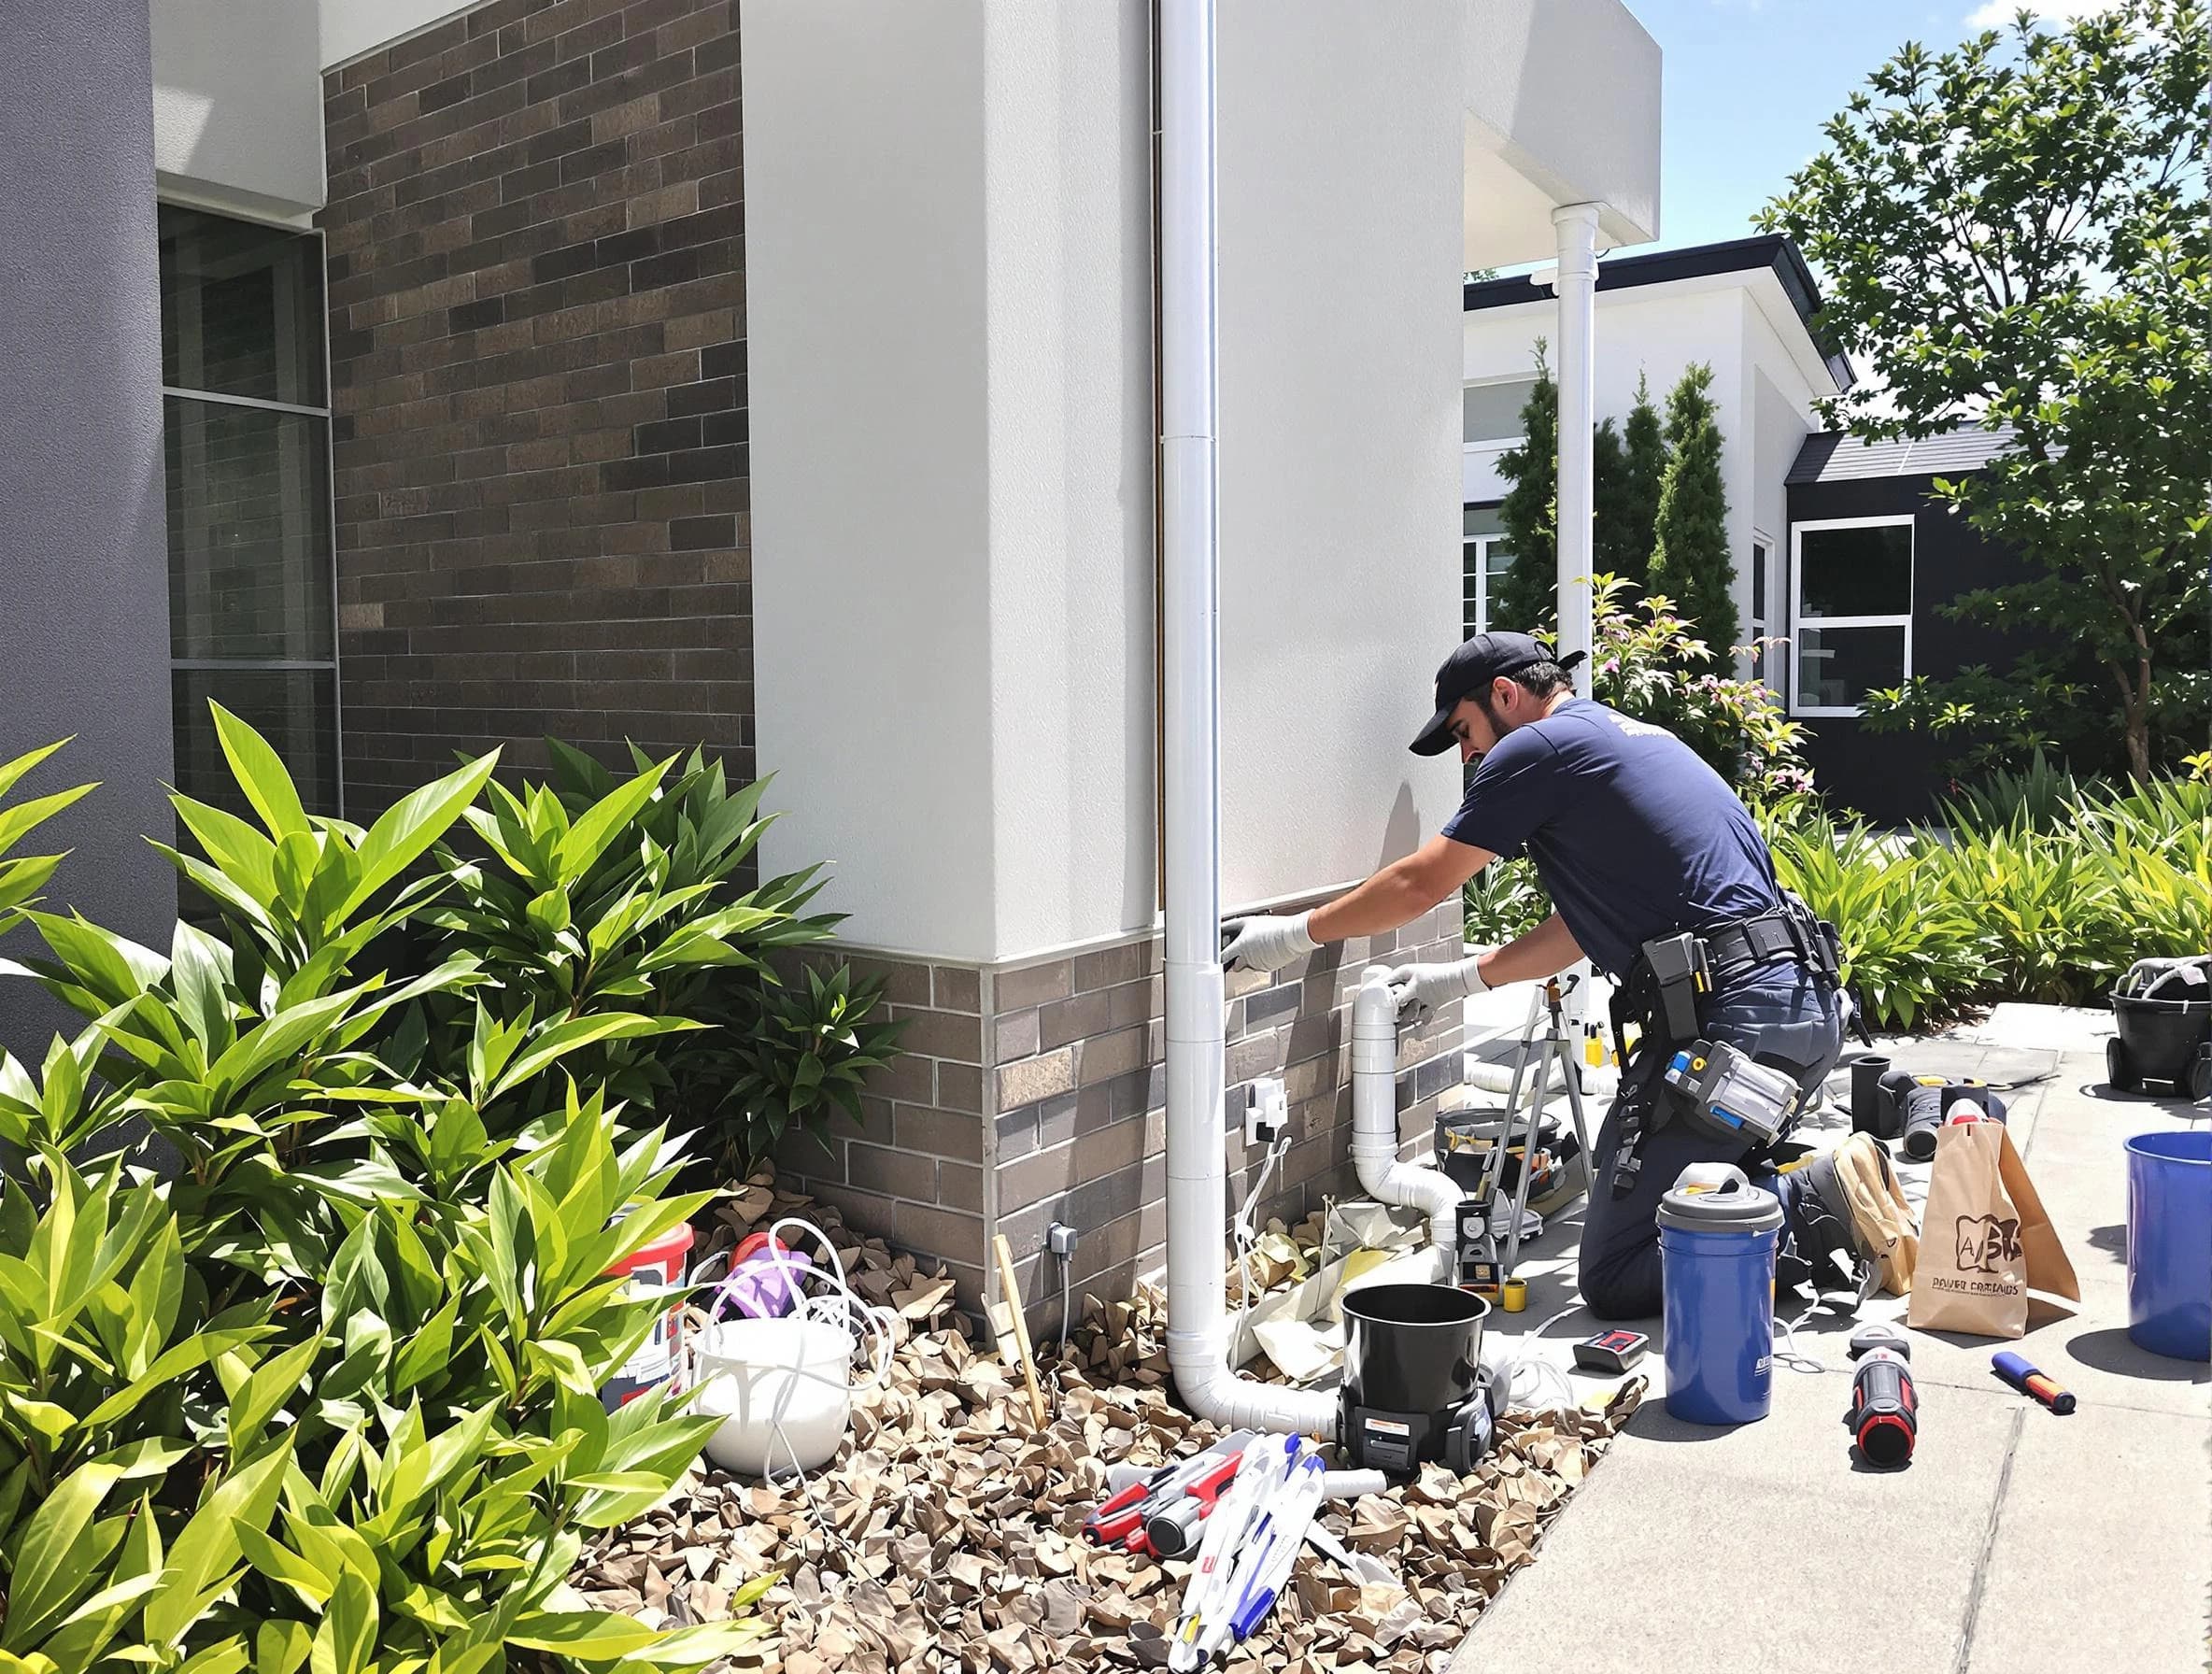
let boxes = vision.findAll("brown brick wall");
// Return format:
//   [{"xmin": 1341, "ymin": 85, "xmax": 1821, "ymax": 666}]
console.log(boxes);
[
  {"xmin": 989, "ymin": 901, "xmax": 1468, "ymax": 1338},
  {"xmin": 775, "ymin": 901, "xmax": 1468, "ymax": 1337},
  {"xmin": 773, "ymin": 953, "xmax": 993, "ymax": 1308},
  {"xmin": 319, "ymin": 0, "xmax": 747, "ymax": 814}
]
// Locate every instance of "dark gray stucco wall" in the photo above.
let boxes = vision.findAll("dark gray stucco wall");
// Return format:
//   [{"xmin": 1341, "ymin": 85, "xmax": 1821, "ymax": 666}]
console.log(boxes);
[{"xmin": 0, "ymin": 4, "xmax": 177, "ymax": 1060}]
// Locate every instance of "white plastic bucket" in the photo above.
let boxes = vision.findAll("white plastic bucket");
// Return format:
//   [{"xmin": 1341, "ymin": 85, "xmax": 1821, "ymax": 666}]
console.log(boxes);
[{"xmin": 691, "ymin": 1315, "xmax": 858, "ymax": 1477}]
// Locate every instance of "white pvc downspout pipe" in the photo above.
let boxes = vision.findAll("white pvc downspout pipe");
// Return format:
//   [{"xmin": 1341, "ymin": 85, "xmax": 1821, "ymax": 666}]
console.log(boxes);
[
  {"xmin": 1157, "ymin": 0, "xmax": 1335, "ymax": 1438},
  {"xmin": 1553, "ymin": 203, "xmax": 1603, "ymax": 1037},
  {"xmin": 1551, "ymin": 203, "xmax": 1602, "ymax": 694}
]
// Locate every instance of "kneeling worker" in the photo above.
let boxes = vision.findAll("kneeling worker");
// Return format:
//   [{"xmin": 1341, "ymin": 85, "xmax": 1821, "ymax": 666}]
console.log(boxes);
[{"xmin": 1220, "ymin": 631, "xmax": 1885, "ymax": 1317}]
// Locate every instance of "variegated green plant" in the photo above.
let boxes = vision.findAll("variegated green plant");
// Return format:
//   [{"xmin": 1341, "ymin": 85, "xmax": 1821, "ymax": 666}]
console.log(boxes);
[
  {"xmin": 0, "ymin": 709, "xmax": 773, "ymax": 1674},
  {"xmin": 0, "ymin": 740, "xmax": 94, "ymax": 943}
]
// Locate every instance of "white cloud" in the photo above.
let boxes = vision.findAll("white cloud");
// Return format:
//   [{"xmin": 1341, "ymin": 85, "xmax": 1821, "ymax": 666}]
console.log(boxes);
[{"xmin": 1965, "ymin": 0, "xmax": 2120, "ymax": 25}]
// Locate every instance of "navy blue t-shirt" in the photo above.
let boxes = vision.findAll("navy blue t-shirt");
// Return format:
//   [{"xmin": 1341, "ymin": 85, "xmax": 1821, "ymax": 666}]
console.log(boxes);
[{"xmin": 1441, "ymin": 698, "xmax": 1781, "ymax": 977}]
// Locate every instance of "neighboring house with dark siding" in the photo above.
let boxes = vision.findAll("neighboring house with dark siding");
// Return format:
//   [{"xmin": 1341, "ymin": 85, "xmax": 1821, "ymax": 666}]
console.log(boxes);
[
  {"xmin": 1466, "ymin": 235, "xmax": 2031, "ymax": 825},
  {"xmin": 1785, "ymin": 427, "xmax": 2024, "ymax": 823},
  {"xmin": 1, "ymin": 0, "xmax": 1665, "ymax": 1330}
]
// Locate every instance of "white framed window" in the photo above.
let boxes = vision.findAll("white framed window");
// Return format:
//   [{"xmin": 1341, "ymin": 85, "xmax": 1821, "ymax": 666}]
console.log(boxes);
[
  {"xmin": 1463, "ymin": 504, "xmax": 1514, "ymax": 637},
  {"xmin": 1747, "ymin": 537, "xmax": 1770, "ymax": 674},
  {"xmin": 1463, "ymin": 376, "xmax": 1538, "ymax": 445},
  {"xmin": 1790, "ymin": 516, "xmax": 1914, "ymax": 717}
]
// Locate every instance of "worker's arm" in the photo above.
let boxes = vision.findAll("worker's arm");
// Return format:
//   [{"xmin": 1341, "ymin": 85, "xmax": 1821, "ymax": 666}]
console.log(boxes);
[
  {"xmin": 1476, "ymin": 911, "xmax": 1583, "ymax": 987},
  {"xmin": 1385, "ymin": 910, "xmax": 1583, "ymax": 1019},
  {"xmin": 1310, "ymin": 834, "xmax": 1492, "ymax": 943},
  {"xmin": 1219, "ymin": 835, "xmax": 1493, "ymax": 973}
]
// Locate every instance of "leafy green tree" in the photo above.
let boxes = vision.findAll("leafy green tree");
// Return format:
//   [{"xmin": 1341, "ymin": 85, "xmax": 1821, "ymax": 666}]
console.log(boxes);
[
  {"xmin": 1649, "ymin": 363, "xmax": 1738, "ymax": 657},
  {"xmin": 1493, "ymin": 341, "xmax": 1560, "ymax": 633},
  {"xmin": 1621, "ymin": 372, "xmax": 1667, "ymax": 593},
  {"xmin": 1762, "ymin": 0, "xmax": 2211, "ymax": 779}
]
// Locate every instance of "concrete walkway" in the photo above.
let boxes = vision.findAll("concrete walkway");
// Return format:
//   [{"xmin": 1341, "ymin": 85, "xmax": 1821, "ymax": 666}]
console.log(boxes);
[{"xmin": 1449, "ymin": 1022, "xmax": 2212, "ymax": 1674}]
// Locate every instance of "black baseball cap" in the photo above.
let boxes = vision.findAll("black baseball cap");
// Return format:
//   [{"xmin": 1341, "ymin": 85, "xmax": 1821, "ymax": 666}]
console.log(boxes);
[{"xmin": 1409, "ymin": 632, "xmax": 1584, "ymax": 756}]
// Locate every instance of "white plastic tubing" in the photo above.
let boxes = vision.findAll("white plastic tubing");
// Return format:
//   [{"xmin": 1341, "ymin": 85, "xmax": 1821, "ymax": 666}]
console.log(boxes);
[
  {"xmin": 1156, "ymin": 0, "xmax": 1457, "ymax": 1438},
  {"xmin": 1347, "ymin": 968, "xmax": 1463, "ymax": 1265}
]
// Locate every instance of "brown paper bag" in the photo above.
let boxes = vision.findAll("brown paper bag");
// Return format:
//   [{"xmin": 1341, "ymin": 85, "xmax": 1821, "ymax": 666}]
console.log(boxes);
[{"xmin": 1907, "ymin": 1118, "xmax": 2080, "ymax": 1338}]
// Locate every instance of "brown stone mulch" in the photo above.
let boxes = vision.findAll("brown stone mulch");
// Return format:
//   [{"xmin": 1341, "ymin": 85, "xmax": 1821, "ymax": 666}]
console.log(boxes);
[{"xmin": 575, "ymin": 1174, "xmax": 1643, "ymax": 1674}]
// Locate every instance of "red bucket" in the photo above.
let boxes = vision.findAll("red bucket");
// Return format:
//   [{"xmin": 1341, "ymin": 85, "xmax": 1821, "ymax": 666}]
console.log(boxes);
[{"xmin": 601, "ymin": 1220, "xmax": 696, "ymax": 1411}]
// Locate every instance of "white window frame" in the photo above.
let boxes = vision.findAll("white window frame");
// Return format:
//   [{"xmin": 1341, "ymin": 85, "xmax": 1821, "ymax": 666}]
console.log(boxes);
[
  {"xmin": 1789, "ymin": 514, "xmax": 1915, "ymax": 718},
  {"xmin": 1463, "ymin": 532, "xmax": 1514, "ymax": 636},
  {"xmin": 1461, "ymin": 374, "xmax": 1538, "ymax": 447},
  {"xmin": 1747, "ymin": 532, "xmax": 1772, "ymax": 679}
]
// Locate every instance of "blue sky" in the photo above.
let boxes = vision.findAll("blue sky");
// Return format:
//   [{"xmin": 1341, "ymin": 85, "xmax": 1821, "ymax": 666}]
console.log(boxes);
[{"xmin": 1622, "ymin": 0, "xmax": 2113, "ymax": 253}]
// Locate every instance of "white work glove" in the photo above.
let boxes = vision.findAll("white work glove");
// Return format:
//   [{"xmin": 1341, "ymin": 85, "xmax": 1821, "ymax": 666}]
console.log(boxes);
[
  {"xmin": 1384, "ymin": 954, "xmax": 1492, "ymax": 1025},
  {"xmin": 1219, "ymin": 912, "xmax": 1317, "ymax": 973}
]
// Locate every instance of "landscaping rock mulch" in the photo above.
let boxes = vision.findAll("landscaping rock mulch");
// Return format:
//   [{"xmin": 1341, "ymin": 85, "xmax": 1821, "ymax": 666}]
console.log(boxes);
[{"xmin": 574, "ymin": 1173, "xmax": 1643, "ymax": 1674}]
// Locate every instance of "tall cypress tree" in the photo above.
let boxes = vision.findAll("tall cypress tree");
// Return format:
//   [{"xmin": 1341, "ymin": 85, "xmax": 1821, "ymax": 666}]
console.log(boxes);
[
  {"xmin": 1621, "ymin": 371, "xmax": 1667, "ymax": 594},
  {"xmin": 1592, "ymin": 418, "xmax": 1638, "ymax": 586},
  {"xmin": 1649, "ymin": 362, "xmax": 1737, "ymax": 656},
  {"xmin": 1492, "ymin": 342, "xmax": 1558, "ymax": 634}
]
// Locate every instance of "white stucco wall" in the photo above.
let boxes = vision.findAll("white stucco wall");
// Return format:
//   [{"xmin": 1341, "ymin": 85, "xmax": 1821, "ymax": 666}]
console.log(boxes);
[
  {"xmin": 320, "ymin": 0, "xmax": 480, "ymax": 69},
  {"xmin": 748, "ymin": 0, "xmax": 1498, "ymax": 960},
  {"xmin": 1219, "ymin": 2, "xmax": 1467, "ymax": 914},
  {"xmin": 1462, "ymin": 0, "xmax": 1662, "ymax": 262},
  {"xmin": 979, "ymin": 4, "xmax": 1159, "ymax": 958},
  {"xmin": 152, "ymin": 0, "xmax": 327, "ymax": 219},
  {"xmin": 745, "ymin": 1, "xmax": 1000, "ymax": 961}
]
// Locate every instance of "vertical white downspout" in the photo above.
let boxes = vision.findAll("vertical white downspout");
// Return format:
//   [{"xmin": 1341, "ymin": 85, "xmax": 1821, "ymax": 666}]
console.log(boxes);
[
  {"xmin": 1552, "ymin": 203, "xmax": 1601, "ymax": 696},
  {"xmin": 1156, "ymin": 0, "xmax": 1336, "ymax": 1437},
  {"xmin": 1551, "ymin": 203, "xmax": 1603, "ymax": 1035}
]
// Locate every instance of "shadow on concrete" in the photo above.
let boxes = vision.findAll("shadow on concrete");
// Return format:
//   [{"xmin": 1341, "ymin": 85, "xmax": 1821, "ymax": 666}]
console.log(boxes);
[
  {"xmin": 2086, "ymin": 1223, "xmax": 2128, "ymax": 1265},
  {"xmin": 2066, "ymin": 1326, "xmax": 2210, "ymax": 1383},
  {"xmin": 1623, "ymin": 1402, "xmax": 1763, "ymax": 1444},
  {"xmin": 2071, "ymin": 1081, "xmax": 2210, "ymax": 1119}
]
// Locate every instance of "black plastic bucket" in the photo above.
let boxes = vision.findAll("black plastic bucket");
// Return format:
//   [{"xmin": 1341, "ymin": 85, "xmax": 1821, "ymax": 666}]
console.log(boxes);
[
  {"xmin": 2112, "ymin": 992, "xmax": 2211, "ymax": 1085},
  {"xmin": 1340, "ymin": 1284, "xmax": 1489, "ymax": 1419}
]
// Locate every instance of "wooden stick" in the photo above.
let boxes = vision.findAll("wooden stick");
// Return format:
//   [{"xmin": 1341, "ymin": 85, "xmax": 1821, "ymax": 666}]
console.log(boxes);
[{"xmin": 990, "ymin": 1232, "xmax": 1049, "ymax": 1429}]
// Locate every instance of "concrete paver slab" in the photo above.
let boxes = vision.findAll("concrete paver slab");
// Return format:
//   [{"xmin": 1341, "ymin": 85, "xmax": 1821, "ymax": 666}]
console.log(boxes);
[
  {"xmin": 1453, "ymin": 1374, "xmax": 2023, "ymax": 1674},
  {"xmin": 1963, "ymin": 1403, "xmax": 2212, "ymax": 1674},
  {"xmin": 1447, "ymin": 1024, "xmax": 2210, "ymax": 1670}
]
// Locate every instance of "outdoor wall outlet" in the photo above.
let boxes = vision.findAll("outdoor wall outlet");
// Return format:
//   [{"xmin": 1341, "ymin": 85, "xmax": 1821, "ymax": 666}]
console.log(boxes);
[
  {"xmin": 1045, "ymin": 1222, "xmax": 1078, "ymax": 1258},
  {"xmin": 1245, "ymin": 1077, "xmax": 1289, "ymax": 1147}
]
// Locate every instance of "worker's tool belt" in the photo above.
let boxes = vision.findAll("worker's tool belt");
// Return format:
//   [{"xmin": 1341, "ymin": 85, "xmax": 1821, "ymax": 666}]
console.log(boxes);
[{"xmin": 1604, "ymin": 894, "xmax": 1841, "ymax": 1199}]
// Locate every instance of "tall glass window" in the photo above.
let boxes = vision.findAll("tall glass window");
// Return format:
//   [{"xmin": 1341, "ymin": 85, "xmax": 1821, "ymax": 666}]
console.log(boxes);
[
  {"xmin": 1463, "ymin": 505, "xmax": 1515, "ymax": 639},
  {"xmin": 158, "ymin": 206, "xmax": 338, "ymax": 816}
]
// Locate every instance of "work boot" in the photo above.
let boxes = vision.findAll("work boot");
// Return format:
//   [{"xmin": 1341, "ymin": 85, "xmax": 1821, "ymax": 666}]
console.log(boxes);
[{"xmin": 1791, "ymin": 1133, "xmax": 1918, "ymax": 1301}]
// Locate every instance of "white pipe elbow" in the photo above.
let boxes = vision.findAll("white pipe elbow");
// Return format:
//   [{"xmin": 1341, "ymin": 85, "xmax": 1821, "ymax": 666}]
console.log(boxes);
[
  {"xmin": 1170, "ymin": 1336, "xmax": 1340, "ymax": 1438},
  {"xmin": 1350, "ymin": 966, "xmax": 1463, "ymax": 1273}
]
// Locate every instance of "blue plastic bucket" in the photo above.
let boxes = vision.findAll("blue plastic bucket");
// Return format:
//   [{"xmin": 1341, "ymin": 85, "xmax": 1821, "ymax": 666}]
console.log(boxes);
[
  {"xmin": 1658, "ymin": 1164, "xmax": 1783, "ymax": 1426},
  {"xmin": 2125, "ymin": 1131, "xmax": 2212, "ymax": 1363}
]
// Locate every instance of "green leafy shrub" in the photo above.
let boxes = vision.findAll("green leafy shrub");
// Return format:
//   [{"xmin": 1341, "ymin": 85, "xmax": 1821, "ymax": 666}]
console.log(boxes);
[
  {"xmin": 1462, "ymin": 857, "xmax": 1550, "ymax": 947},
  {"xmin": 0, "ymin": 710, "xmax": 774, "ymax": 1674},
  {"xmin": 1582, "ymin": 575, "xmax": 1811, "ymax": 803},
  {"xmin": 410, "ymin": 741, "xmax": 903, "ymax": 1174},
  {"xmin": 0, "ymin": 739, "xmax": 93, "ymax": 939},
  {"xmin": 718, "ymin": 964, "xmax": 905, "ymax": 1177},
  {"xmin": 1924, "ymin": 824, "xmax": 2131, "ymax": 1006},
  {"xmin": 1939, "ymin": 749, "xmax": 2091, "ymax": 834},
  {"xmin": 1765, "ymin": 806, "xmax": 1984, "ymax": 1030}
]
